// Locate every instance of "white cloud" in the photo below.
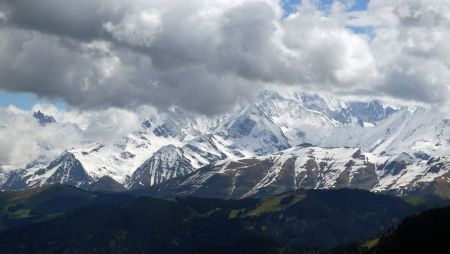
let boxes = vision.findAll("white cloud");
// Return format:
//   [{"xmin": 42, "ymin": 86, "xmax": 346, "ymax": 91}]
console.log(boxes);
[
  {"xmin": 363, "ymin": 0, "xmax": 450, "ymax": 104},
  {"xmin": 0, "ymin": 106, "xmax": 140, "ymax": 169},
  {"xmin": 104, "ymin": 10, "xmax": 162, "ymax": 48},
  {"xmin": 1, "ymin": 0, "xmax": 449, "ymax": 111},
  {"xmin": 0, "ymin": 10, "xmax": 6, "ymax": 24},
  {"xmin": 0, "ymin": 0, "xmax": 382, "ymax": 114},
  {"xmin": 280, "ymin": 2, "xmax": 377, "ymax": 89}
]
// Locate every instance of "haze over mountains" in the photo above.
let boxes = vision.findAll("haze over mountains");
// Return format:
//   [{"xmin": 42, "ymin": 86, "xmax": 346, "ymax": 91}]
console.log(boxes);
[{"xmin": 2, "ymin": 90, "xmax": 450, "ymax": 199}]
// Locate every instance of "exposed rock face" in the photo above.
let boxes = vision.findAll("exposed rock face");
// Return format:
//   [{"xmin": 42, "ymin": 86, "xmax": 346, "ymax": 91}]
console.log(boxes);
[
  {"xmin": 4, "ymin": 152, "xmax": 93, "ymax": 190},
  {"xmin": 88, "ymin": 176, "xmax": 127, "ymax": 192},
  {"xmin": 146, "ymin": 146, "xmax": 450, "ymax": 199},
  {"xmin": 125, "ymin": 145, "xmax": 194, "ymax": 189},
  {"xmin": 33, "ymin": 110, "xmax": 56, "ymax": 125}
]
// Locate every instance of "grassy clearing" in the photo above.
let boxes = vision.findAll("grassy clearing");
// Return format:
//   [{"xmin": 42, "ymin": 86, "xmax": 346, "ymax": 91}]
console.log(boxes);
[
  {"xmin": 362, "ymin": 237, "xmax": 379, "ymax": 249},
  {"xmin": 11, "ymin": 209, "xmax": 31, "ymax": 219},
  {"xmin": 402, "ymin": 196, "xmax": 426, "ymax": 206},
  {"xmin": 246, "ymin": 192, "xmax": 306, "ymax": 217},
  {"xmin": 229, "ymin": 209, "xmax": 245, "ymax": 219}
]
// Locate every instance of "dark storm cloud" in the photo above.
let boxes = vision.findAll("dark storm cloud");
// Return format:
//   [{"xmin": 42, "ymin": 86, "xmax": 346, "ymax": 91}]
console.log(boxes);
[
  {"xmin": 0, "ymin": 0, "xmax": 125, "ymax": 40},
  {"xmin": 0, "ymin": 0, "xmax": 448, "ymax": 114},
  {"xmin": 0, "ymin": 0, "xmax": 286, "ymax": 114}
]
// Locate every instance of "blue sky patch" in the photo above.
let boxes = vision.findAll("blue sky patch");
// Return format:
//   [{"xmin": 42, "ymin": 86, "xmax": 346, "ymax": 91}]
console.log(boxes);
[
  {"xmin": 282, "ymin": 0, "xmax": 369, "ymax": 15},
  {"xmin": 0, "ymin": 91, "xmax": 66, "ymax": 110}
]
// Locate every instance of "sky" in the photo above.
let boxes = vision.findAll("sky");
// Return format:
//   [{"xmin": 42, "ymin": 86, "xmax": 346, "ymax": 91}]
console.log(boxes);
[
  {"xmin": 1, "ymin": 0, "xmax": 450, "ymax": 168},
  {"xmin": 0, "ymin": 92, "xmax": 38, "ymax": 109},
  {"xmin": 0, "ymin": 0, "xmax": 330, "ymax": 110},
  {"xmin": 1, "ymin": 0, "xmax": 448, "ymax": 112},
  {"xmin": 0, "ymin": 0, "xmax": 433, "ymax": 112},
  {"xmin": 0, "ymin": 92, "xmax": 67, "ymax": 109}
]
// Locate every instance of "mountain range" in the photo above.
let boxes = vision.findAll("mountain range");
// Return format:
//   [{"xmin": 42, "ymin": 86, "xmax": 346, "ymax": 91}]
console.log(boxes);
[{"xmin": 2, "ymin": 90, "xmax": 450, "ymax": 199}]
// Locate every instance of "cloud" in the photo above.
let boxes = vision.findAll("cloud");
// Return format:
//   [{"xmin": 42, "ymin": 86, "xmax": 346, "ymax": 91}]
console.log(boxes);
[
  {"xmin": 0, "ymin": 106, "xmax": 81, "ymax": 168},
  {"xmin": 0, "ymin": 0, "xmax": 449, "ymax": 114},
  {"xmin": 0, "ymin": 105, "xmax": 140, "ymax": 169},
  {"xmin": 104, "ymin": 10, "xmax": 162, "ymax": 48},
  {"xmin": 351, "ymin": 0, "xmax": 450, "ymax": 104},
  {"xmin": 0, "ymin": 0, "xmax": 380, "ymax": 114},
  {"xmin": 0, "ymin": 9, "xmax": 6, "ymax": 24},
  {"xmin": 280, "ymin": 2, "xmax": 377, "ymax": 88}
]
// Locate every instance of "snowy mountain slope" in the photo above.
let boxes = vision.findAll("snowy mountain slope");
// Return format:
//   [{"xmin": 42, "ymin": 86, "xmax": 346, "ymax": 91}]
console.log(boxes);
[
  {"xmin": 3, "ymin": 152, "xmax": 93, "ymax": 190},
  {"xmin": 147, "ymin": 145, "xmax": 450, "ymax": 199},
  {"xmin": 125, "ymin": 133, "xmax": 268, "ymax": 189},
  {"xmin": 217, "ymin": 104, "xmax": 291, "ymax": 156},
  {"xmin": 41, "ymin": 107, "xmax": 208, "ymax": 186},
  {"xmin": 147, "ymin": 145, "xmax": 387, "ymax": 199},
  {"xmin": 0, "ymin": 167, "xmax": 8, "ymax": 187},
  {"xmin": 0, "ymin": 106, "xmax": 231, "ymax": 190},
  {"xmin": 125, "ymin": 145, "xmax": 194, "ymax": 189},
  {"xmin": 2, "ymin": 100, "xmax": 294, "ymax": 190},
  {"xmin": 256, "ymin": 90, "xmax": 398, "ymax": 146},
  {"xmin": 257, "ymin": 91, "xmax": 342, "ymax": 145},
  {"xmin": 322, "ymin": 107, "xmax": 450, "ymax": 157},
  {"xmin": 3, "ymin": 89, "xmax": 450, "ymax": 197}
]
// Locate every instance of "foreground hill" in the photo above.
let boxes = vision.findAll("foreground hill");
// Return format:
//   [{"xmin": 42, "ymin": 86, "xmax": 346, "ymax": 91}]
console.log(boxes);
[
  {"xmin": 0, "ymin": 185, "xmax": 134, "ymax": 231},
  {"xmin": 364, "ymin": 206, "xmax": 450, "ymax": 254},
  {"xmin": 0, "ymin": 187, "xmax": 418, "ymax": 254},
  {"xmin": 323, "ymin": 205, "xmax": 450, "ymax": 254}
]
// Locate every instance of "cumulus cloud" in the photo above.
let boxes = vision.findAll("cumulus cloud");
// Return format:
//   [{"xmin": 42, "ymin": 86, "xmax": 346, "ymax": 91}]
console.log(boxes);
[
  {"xmin": 0, "ymin": 105, "xmax": 140, "ymax": 169},
  {"xmin": 0, "ymin": 0, "xmax": 380, "ymax": 114},
  {"xmin": 352, "ymin": 0, "xmax": 450, "ymax": 104},
  {"xmin": 0, "ymin": 10, "xmax": 6, "ymax": 24},
  {"xmin": 0, "ymin": 106, "xmax": 79, "ymax": 168},
  {"xmin": 0, "ymin": 0, "xmax": 449, "ymax": 114},
  {"xmin": 104, "ymin": 9, "xmax": 162, "ymax": 48}
]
